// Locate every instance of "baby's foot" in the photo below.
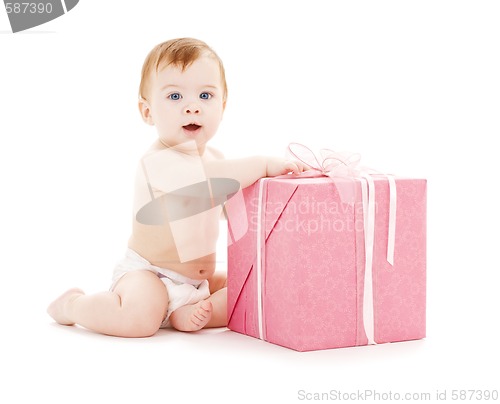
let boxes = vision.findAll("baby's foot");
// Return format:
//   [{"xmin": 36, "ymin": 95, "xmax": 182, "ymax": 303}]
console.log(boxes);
[
  {"xmin": 47, "ymin": 288, "xmax": 84, "ymax": 325},
  {"xmin": 169, "ymin": 300, "xmax": 213, "ymax": 332}
]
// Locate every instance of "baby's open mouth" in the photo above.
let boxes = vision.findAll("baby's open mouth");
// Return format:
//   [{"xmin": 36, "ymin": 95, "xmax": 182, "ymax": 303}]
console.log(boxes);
[{"xmin": 183, "ymin": 124, "xmax": 201, "ymax": 131}]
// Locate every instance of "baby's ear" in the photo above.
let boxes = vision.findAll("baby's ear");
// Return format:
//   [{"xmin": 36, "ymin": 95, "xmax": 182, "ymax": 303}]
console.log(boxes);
[{"xmin": 138, "ymin": 99, "xmax": 154, "ymax": 125}]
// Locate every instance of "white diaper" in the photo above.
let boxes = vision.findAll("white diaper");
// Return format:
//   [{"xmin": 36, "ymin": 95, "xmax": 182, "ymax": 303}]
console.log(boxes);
[{"xmin": 111, "ymin": 249, "xmax": 210, "ymax": 328}]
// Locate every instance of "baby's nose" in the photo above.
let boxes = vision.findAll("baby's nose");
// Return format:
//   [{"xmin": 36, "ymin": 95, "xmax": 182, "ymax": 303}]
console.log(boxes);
[{"xmin": 184, "ymin": 103, "xmax": 200, "ymax": 114}]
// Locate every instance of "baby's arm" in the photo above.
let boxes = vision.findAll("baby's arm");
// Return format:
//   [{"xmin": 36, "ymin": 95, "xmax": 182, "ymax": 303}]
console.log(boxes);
[{"xmin": 204, "ymin": 156, "xmax": 306, "ymax": 188}]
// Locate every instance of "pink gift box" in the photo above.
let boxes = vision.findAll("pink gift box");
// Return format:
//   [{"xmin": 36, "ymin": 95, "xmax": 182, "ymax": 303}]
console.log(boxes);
[{"xmin": 227, "ymin": 175, "xmax": 426, "ymax": 351}]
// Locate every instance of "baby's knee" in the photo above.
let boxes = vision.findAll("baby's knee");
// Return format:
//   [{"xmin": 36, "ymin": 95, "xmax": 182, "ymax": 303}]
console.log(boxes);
[
  {"xmin": 117, "ymin": 272, "xmax": 168, "ymax": 337},
  {"xmin": 125, "ymin": 304, "xmax": 166, "ymax": 337}
]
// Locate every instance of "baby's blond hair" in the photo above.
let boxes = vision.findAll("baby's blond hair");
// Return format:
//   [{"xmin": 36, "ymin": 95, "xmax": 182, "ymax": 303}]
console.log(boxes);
[{"xmin": 139, "ymin": 38, "xmax": 227, "ymax": 103}]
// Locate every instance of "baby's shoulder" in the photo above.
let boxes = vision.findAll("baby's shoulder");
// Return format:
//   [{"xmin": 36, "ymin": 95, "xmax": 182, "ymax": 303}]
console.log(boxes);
[
  {"xmin": 205, "ymin": 146, "xmax": 225, "ymax": 160},
  {"xmin": 141, "ymin": 141, "xmax": 186, "ymax": 164}
]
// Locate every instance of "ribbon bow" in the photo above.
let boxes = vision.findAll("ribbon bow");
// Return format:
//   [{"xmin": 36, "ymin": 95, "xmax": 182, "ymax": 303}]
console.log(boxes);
[{"xmin": 287, "ymin": 142, "xmax": 363, "ymax": 178}]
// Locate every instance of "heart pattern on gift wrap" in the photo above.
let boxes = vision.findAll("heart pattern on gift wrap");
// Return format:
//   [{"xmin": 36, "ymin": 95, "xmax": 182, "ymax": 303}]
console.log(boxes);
[{"xmin": 4, "ymin": 0, "xmax": 79, "ymax": 33}]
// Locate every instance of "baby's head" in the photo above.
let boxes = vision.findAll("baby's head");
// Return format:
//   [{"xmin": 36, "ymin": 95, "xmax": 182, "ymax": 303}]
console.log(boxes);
[
  {"xmin": 139, "ymin": 38, "xmax": 227, "ymax": 105},
  {"xmin": 138, "ymin": 38, "xmax": 228, "ymax": 153}
]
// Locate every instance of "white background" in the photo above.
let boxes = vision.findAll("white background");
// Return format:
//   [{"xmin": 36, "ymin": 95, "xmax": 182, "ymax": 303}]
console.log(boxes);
[{"xmin": 1, "ymin": 1, "xmax": 499, "ymax": 403}]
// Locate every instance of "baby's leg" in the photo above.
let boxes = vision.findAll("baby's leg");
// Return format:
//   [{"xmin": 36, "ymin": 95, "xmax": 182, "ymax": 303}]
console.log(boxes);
[
  {"xmin": 205, "ymin": 287, "xmax": 227, "ymax": 328},
  {"xmin": 205, "ymin": 272, "xmax": 227, "ymax": 328},
  {"xmin": 47, "ymin": 270, "xmax": 168, "ymax": 337}
]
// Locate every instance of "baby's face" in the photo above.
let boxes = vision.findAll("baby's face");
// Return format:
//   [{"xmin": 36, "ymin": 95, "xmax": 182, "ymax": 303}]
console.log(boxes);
[{"xmin": 142, "ymin": 55, "xmax": 225, "ymax": 154}]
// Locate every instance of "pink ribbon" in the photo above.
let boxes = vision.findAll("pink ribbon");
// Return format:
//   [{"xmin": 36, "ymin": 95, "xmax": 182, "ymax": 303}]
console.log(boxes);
[
  {"xmin": 287, "ymin": 142, "xmax": 362, "ymax": 178},
  {"xmin": 285, "ymin": 142, "xmax": 396, "ymax": 265},
  {"xmin": 255, "ymin": 143, "xmax": 397, "ymax": 345}
]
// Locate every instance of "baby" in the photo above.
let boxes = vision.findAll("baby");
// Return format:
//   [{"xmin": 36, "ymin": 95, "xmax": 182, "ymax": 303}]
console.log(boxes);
[{"xmin": 47, "ymin": 38, "xmax": 306, "ymax": 337}]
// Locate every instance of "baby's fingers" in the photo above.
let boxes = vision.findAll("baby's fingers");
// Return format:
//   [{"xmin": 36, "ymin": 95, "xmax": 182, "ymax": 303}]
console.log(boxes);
[
  {"xmin": 296, "ymin": 161, "xmax": 310, "ymax": 172},
  {"xmin": 284, "ymin": 160, "xmax": 308, "ymax": 174}
]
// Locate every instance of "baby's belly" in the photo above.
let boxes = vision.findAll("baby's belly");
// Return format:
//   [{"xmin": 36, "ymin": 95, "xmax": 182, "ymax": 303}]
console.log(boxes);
[
  {"xmin": 149, "ymin": 252, "xmax": 217, "ymax": 281},
  {"xmin": 128, "ymin": 221, "xmax": 217, "ymax": 281}
]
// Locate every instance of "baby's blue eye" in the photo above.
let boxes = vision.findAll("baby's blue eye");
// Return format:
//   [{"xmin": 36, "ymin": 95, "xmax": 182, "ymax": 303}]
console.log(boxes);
[
  {"xmin": 200, "ymin": 92, "xmax": 211, "ymax": 100},
  {"xmin": 168, "ymin": 93, "xmax": 182, "ymax": 100}
]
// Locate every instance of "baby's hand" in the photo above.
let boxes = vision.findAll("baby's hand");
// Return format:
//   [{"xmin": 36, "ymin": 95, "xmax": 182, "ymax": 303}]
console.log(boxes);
[{"xmin": 265, "ymin": 157, "xmax": 309, "ymax": 177}]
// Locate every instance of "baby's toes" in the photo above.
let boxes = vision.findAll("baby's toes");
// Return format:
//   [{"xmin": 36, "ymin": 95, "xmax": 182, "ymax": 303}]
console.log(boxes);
[{"xmin": 192, "ymin": 301, "xmax": 212, "ymax": 326}]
